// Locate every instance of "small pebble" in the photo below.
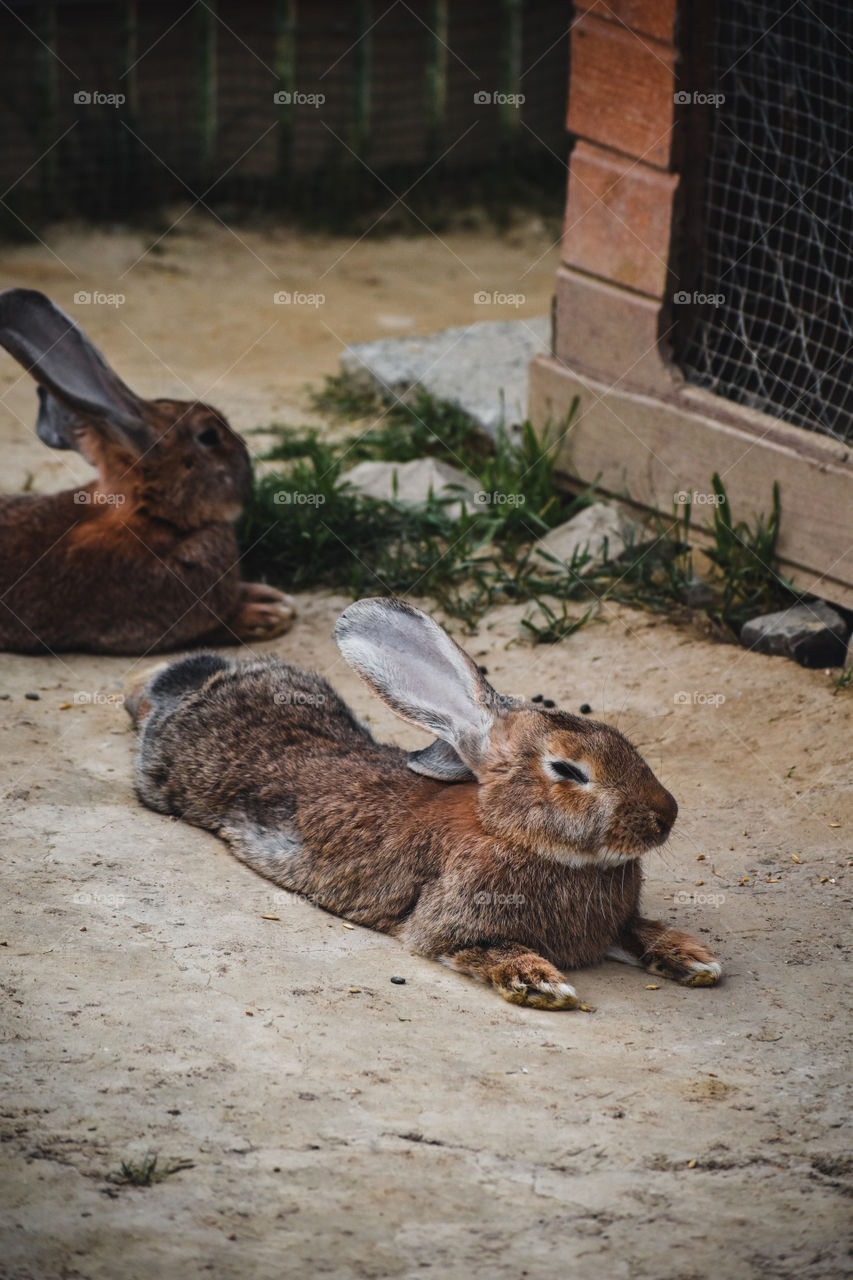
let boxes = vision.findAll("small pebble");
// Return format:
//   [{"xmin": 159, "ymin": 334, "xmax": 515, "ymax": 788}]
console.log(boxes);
[
  {"xmin": 390, "ymin": 976, "xmax": 406, "ymax": 985},
  {"xmin": 477, "ymin": 665, "xmax": 488, "ymax": 675},
  {"xmin": 580, "ymin": 703, "xmax": 592, "ymax": 714},
  {"xmin": 25, "ymin": 692, "xmax": 40, "ymax": 701},
  {"xmin": 531, "ymin": 694, "xmax": 543, "ymax": 703},
  {"xmin": 543, "ymin": 699, "xmax": 555, "ymax": 708}
]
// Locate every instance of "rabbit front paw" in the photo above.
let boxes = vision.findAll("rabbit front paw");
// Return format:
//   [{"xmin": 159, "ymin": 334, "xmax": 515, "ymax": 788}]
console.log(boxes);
[
  {"xmin": 442, "ymin": 945, "xmax": 580, "ymax": 1010},
  {"xmin": 644, "ymin": 934, "xmax": 722, "ymax": 986},
  {"xmin": 612, "ymin": 919, "xmax": 723, "ymax": 987},
  {"xmin": 233, "ymin": 582, "xmax": 296, "ymax": 639},
  {"xmin": 499, "ymin": 971, "xmax": 580, "ymax": 1009}
]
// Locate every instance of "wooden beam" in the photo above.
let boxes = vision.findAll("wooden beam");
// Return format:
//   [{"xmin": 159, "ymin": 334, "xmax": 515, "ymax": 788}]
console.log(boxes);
[
  {"xmin": 553, "ymin": 267, "xmax": 674, "ymax": 394},
  {"xmin": 567, "ymin": 11, "xmax": 676, "ymax": 169},
  {"xmin": 563, "ymin": 141, "xmax": 678, "ymax": 297},
  {"xmin": 196, "ymin": 0, "xmax": 218, "ymax": 174},
  {"xmin": 274, "ymin": 0, "xmax": 296, "ymax": 188},
  {"xmin": 352, "ymin": 0, "xmax": 373, "ymax": 159},
  {"xmin": 529, "ymin": 353, "xmax": 853, "ymax": 609},
  {"xmin": 35, "ymin": 3, "xmax": 59, "ymax": 213},
  {"xmin": 425, "ymin": 0, "xmax": 448, "ymax": 160},
  {"xmin": 572, "ymin": 0, "xmax": 678, "ymax": 45}
]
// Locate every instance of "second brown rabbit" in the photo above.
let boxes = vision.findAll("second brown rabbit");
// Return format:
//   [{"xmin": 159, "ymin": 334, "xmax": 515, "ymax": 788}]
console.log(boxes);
[{"xmin": 0, "ymin": 288, "xmax": 294, "ymax": 653}]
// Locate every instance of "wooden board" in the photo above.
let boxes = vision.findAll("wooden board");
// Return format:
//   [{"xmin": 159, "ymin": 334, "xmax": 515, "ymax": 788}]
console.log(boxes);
[
  {"xmin": 573, "ymin": 0, "xmax": 678, "ymax": 44},
  {"xmin": 567, "ymin": 11, "xmax": 676, "ymax": 168},
  {"xmin": 563, "ymin": 141, "xmax": 678, "ymax": 297},
  {"xmin": 553, "ymin": 267, "xmax": 674, "ymax": 394},
  {"xmin": 529, "ymin": 353, "xmax": 853, "ymax": 610}
]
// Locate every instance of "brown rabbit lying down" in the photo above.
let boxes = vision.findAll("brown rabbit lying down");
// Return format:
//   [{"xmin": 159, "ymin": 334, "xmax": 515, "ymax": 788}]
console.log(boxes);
[
  {"xmin": 0, "ymin": 288, "xmax": 294, "ymax": 653},
  {"xmin": 127, "ymin": 598, "xmax": 722, "ymax": 1010}
]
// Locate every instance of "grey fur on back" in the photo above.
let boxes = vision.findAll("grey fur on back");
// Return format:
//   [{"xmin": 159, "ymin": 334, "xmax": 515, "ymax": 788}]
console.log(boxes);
[{"xmin": 134, "ymin": 652, "xmax": 378, "ymax": 820}]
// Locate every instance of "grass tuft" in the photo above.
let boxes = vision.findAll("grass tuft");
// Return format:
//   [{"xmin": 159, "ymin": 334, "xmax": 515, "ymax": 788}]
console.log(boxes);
[
  {"xmin": 239, "ymin": 381, "xmax": 798, "ymax": 643},
  {"xmin": 106, "ymin": 1153, "xmax": 194, "ymax": 1188}
]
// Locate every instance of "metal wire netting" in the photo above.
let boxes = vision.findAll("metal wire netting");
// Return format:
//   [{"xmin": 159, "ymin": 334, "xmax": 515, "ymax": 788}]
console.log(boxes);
[
  {"xmin": 0, "ymin": 0, "xmax": 570, "ymax": 235},
  {"xmin": 677, "ymin": 0, "xmax": 853, "ymax": 445}
]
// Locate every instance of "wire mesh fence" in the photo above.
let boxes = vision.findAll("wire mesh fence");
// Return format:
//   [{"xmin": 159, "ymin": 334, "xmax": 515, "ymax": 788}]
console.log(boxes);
[
  {"xmin": 0, "ymin": 0, "xmax": 570, "ymax": 235},
  {"xmin": 676, "ymin": 0, "xmax": 853, "ymax": 445}
]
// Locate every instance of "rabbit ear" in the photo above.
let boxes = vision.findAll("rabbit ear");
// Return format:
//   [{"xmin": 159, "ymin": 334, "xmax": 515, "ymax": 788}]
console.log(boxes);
[
  {"xmin": 334, "ymin": 597, "xmax": 503, "ymax": 775},
  {"xmin": 35, "ymin": 385, "xmax": 78, "ymax": 450},
  {"xmin": 407, "ymin": 738, "xmax": 477, "ymax": 783},
  {"xmin": 0, "ymin": 288, "xmax": 153, "ymax": 454}
]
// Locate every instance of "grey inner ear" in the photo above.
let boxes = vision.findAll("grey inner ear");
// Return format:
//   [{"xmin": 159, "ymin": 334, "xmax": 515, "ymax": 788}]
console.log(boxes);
[
  {"xmin": 35, "ymin": 385, "xmax": 77, "ymax": 450},
  {"xmin": 334, "ymin": 596, "xmax": 500, "ymax": 773},
  {"xmin": 407, "ymin": 738, "xmax": 477, "ymax": 782},
  {"xmin": 0, "ymin": 288, "xmax": 152, "ymax": 453}
]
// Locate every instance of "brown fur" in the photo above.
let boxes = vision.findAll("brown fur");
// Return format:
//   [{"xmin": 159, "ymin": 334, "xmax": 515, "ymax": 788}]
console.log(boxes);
[
  {"xmin": 0, "ymin": 291, "xmax": 293, "ymax": 653},
  {"xmin": 128, "ymin": 601, "xmax": 723, "ymax": 1009}
]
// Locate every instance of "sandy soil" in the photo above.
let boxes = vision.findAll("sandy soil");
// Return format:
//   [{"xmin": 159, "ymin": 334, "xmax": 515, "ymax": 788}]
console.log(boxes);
[{"xmin": 1, "ymin": 223, "xmax": 851, "ymax": 1280}]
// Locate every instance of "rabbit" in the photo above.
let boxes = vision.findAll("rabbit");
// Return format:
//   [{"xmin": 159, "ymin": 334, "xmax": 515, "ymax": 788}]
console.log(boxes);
[
  {"xmin": 126, "ymin": 597, "xmax": 723, "ymax": 1009},
  {"xmin": 0, "ymin": 288, "xmax": 294, "ymax": 653}
]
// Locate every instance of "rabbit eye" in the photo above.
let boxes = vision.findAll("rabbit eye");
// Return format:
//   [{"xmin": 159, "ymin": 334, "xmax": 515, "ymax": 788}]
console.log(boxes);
[
  {"xmin": 548, "ymin": 760, "xmax": 589, "ymax": 784},
  {"xmin": 196, "ymin": 426, "xmax": 221, "ymax": 448}
]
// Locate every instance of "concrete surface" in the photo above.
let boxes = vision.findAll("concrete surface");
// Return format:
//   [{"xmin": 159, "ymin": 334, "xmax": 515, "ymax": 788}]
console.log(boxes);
[
  {"xmin": 340, "ymin": 317, "xmax": 550, "ymax": 437},
  {"xmin": 1, "ymin": 226, "xmax": 851, "ymax": 1280}
]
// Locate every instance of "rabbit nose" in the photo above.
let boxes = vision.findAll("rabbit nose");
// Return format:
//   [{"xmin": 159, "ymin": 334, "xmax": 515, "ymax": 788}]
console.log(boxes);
[{"xmin": 652, "ymin": 788, "xmax": 678, "ymax": 834}]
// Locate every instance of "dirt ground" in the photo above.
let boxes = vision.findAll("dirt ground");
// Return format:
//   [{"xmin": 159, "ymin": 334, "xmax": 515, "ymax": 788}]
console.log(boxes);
[{"xmin": 1, "ymin": 222, "xmax": 851, "ymax": 1280}]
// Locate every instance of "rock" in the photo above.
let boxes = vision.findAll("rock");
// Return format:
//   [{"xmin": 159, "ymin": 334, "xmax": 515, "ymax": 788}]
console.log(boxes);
[
  {"xmin": 339, "ymin": 317, "xmax": 550, "ymax": 439},
  {"xmin": 339, "ymin": 457, "xmax": 480, "ymax": 512},
  {"xmin": 740, "ymin": 601, "xmax": 849, "ymax": 668},
  {"xmin": 534, "ymin": 502, "xmax": 642, "ymax": 576},
  {"xmin": 684, "ymin": 571, "xmax": 716, "ymax": 610}
]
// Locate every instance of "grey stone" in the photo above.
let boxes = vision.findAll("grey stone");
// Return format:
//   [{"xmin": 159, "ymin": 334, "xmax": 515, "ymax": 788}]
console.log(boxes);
[
  {"xmin": 534, "ymin": 501, "xmax": 643, "ymax": 576},
  {"xmin": 339, "ymin": 457, "xmax": 480, "ymax": 512},
  {"xmin": 339, "ymin": 317, "xmax": 550, "ymax": 439},
  {"xmin": 740, "ymin": 601, "xmax": 849, "ymax": 668}
]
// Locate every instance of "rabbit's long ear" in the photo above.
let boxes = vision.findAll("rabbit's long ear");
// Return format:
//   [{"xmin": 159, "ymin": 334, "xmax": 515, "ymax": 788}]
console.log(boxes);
[
  {"xmin": 35, "ymin": 385, "xmax": 78, "ymax": 450},
  {"xmin": 0, "ymin": 289, "xmax": 153, "ymax": 454},
  {"xmin": 334, "ymin": 597, "xmax": 504, "ymax": 777}
]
